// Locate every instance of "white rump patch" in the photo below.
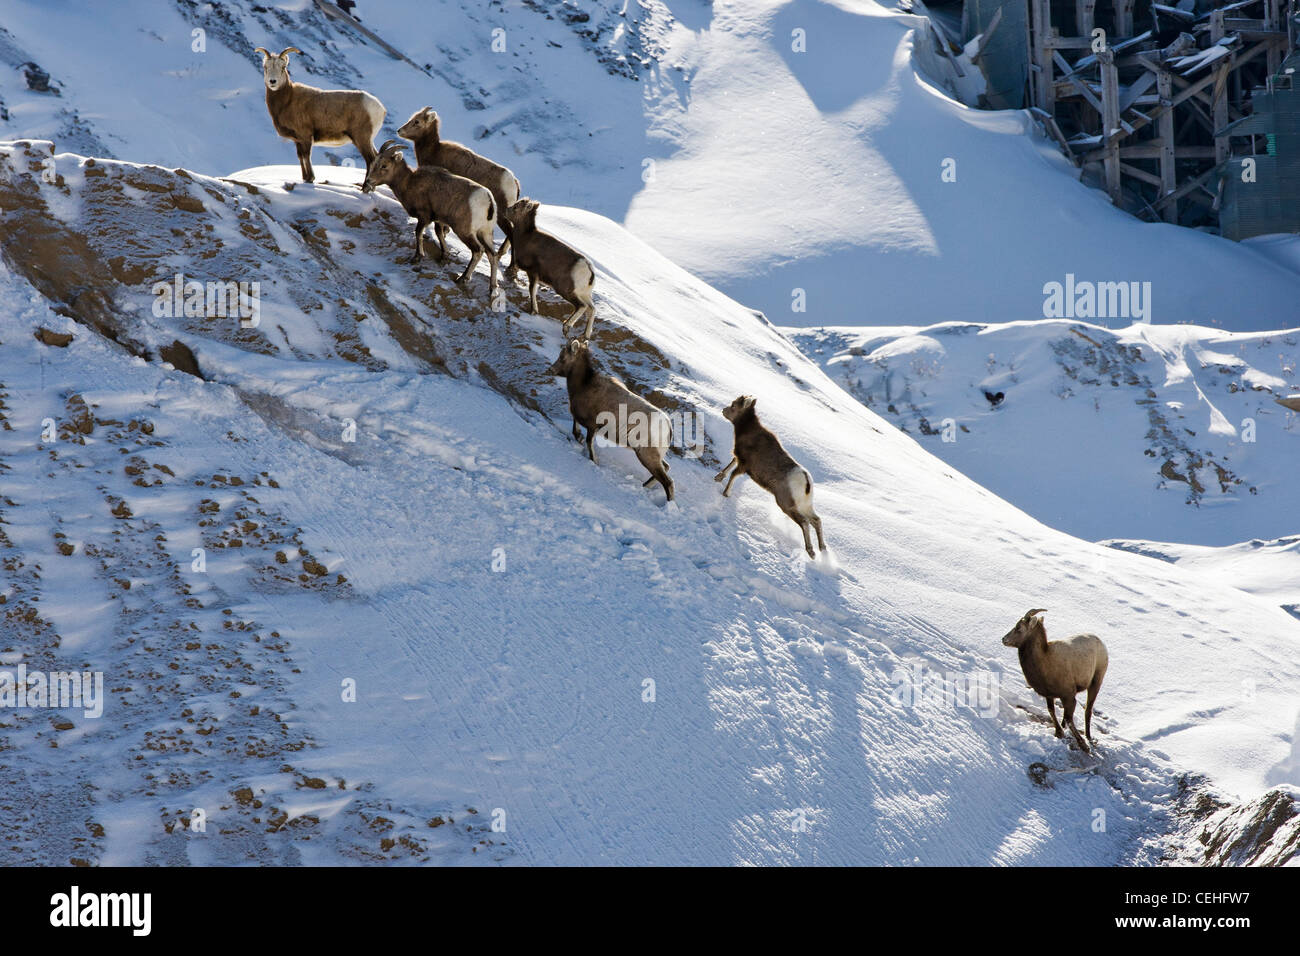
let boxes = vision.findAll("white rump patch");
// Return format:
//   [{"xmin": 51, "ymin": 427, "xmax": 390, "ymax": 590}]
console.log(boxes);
[{"xmin": 364, "ymin": 94, "xmax": 386, "ymax": 132}]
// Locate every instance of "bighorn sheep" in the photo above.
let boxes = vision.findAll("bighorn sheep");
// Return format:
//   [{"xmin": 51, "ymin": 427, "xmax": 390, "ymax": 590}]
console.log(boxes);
[
  {"xmin": 546, "ymin": 338, "xmax": 674, "ymax": 502},
  {"xmin": 715, "ymin": 396, "xmax": 825, "ymax": 558},
  {"xmin": 254, "ymin": 46, "xmax": 385, "ymax": 184},
  {"xmin": 1001, "ymin": 609, "xmax": 1109, "ymax": 754},
  {"xmin": 361, "ymin": 141, "xmax": 499, "ymax": 298},
  {"xmin": 500, "ymin": 199, "xmax": 596, "ymax": 339},
  {"xmin": 397, "ymin": 107, "xmax": 522, "ymax": 277}
]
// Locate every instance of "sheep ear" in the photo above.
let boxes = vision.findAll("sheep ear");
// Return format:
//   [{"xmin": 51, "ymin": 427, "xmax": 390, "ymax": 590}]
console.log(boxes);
[{"xmin": 744, "ymin": 396, "xmax": 757, "ymax": 410}]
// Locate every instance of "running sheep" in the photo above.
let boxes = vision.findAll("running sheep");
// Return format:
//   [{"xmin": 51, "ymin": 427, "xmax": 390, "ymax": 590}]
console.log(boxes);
[
  {"xmin": 715, "ymin": 396, "xmax": 826, "ymax": 559},
  {"xmin": 546, "ymin": 338, "xmax": 674, "ymax": 502}
]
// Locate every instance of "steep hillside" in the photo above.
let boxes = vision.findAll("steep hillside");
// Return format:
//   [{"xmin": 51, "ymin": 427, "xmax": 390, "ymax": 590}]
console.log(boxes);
[
  {"xmin": 1, "ymin": 140, "xmax": 1297, "ymax": 863},
  {"xmin": 1, "ymin": 0, "xmax": 1298, "ymax": 329},
  {"xmin": 787, "ymin": 320, "xmax": 1300, "ymax": 547}
]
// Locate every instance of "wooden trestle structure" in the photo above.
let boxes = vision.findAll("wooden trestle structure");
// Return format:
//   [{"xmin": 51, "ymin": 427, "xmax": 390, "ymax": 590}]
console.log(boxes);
[{"xmin": 1025, "ymin": 0, "xmax": 1297, "ymax": 226}]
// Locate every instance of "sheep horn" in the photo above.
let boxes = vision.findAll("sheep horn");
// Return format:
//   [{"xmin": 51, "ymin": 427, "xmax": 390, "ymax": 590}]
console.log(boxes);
[
  {"xmin": 254, "ymin": 47, "xmax": 271, "ymax": 59},
  {"xmin": 1025, "ymin": 608, "xmax": 1047, "ymax": 617},
  {"xmin": 278, "ymin": 46, "xmax": 302, "ymax": 57},
  {"xmin": 377, "ymin": 139, "xmax": 402, "ymax": 155}
]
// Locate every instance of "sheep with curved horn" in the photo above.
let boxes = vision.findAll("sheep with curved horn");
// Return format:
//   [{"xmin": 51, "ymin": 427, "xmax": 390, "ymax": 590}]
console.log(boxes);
[
  {"xmin": 1001, "ymin": 609, "xmax": 1109, "ymax": 754},
  {"xmin": 254, "ymin": 45, "xmax": 385, "ymax": 184}
]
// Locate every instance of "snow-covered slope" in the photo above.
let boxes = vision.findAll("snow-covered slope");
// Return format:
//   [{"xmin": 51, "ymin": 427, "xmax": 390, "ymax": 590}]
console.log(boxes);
[
  {"xmin": 2, "ymin": 140, "xmax": 1298, "ymax": 864},
  {"xmin": 1106, "ymin": 537, "xmax": 1300, "ymax": 621},
  {"xmin": 787, "ymin": 320, "xmax": 1300, "ymax": 547},
  {"xmin": 2, "ymin": 0, "xmax": 1298, "ymax": 331}
]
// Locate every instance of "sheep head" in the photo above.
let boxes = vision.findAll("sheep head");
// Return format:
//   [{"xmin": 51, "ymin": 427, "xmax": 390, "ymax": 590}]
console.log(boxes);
[
  {"xmin": 545, "ymin": 337, "xmax": 590, "ymax": 377},
  {"xmin": 256, "ymin": 46, "xmax": 301, "ymax": 91},
  {"xmin": 397, "ymin": 107, "xmax": 438, "ymax": 141},
  {"xmin": 361, "ymin": 142, "xmax": 406, "ymax": 193},
  {"xmin": 1001, "ymin": 609, "xmax": 1047, "ymax": 647},
  {"xmin": 502, "ymin": 198, "xmax": 540, "ymax": 232},
  {"xmin": 722, "ymin": 395, "xmax": 757, "ymax": 423}
]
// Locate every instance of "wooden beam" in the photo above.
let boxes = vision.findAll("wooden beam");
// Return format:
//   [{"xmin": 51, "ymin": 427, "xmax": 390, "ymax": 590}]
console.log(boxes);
[
  {"xmin": 1119, "ymin": 161, "xmax": 1165, "ymax": 187},
  {"xmin": 1054, "ymin": 52, "xmax": 1105, "ymax": 112},
  {"xmin": 1029, "ymin": 107, "xmax": 1077, "ymax": 161},
  {"xmin": 1209, "ymin": 12, "xmax": 1231, "ymax": 166},
  {"xmin": 1077, "ymin": 0, "xmax": 1097, "ymax": 38},
  {"xmin": 1150, "ymin": 166, "xmax": 1218, "ymax": 212},
  {"xmin": 1100, "ymin": 49, "xmax": 1123, "ymax": 203},
  {"xmin": 1031, "ymin": 0, "xmax": 1055, "ymax": 112},
  {"xmin": 1116, "ymin": 0, "xmax": 1136, "ymax": 37},
  {"xmin": 1157, "ymin": 70, "xmax": 1178, "ymax": 222}
]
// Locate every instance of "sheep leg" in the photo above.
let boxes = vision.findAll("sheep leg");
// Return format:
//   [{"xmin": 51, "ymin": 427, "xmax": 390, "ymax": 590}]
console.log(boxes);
[
  {"xmin": 584, "ymin": 424, "xmax": 598, "ymax": 465},
  {"xmin": 1085, "ymin": 678, "xmax": 1102, "ymax": 745},
  {"xmin": 562, "ymin": 302, "xmax": 585, "ymax": 336},
  {"xmin": 1044, "ymin": 696, "xmax": 1064, "ymax": 738},
  {"xmin": 354, "ymin": 135, "xmax": 378, "ymax": 178},
  {"xmin": 579, "ymin": 298, "xmax": 596, "ymax": 340},
  {"xmin": 811, "ymin": 512, "xmax": 826, "ymax": 551},
  {"xmin": 721, "ymin": 465, "xmax": 744, "ymax": 497},
  {"xmin": 432, "ymin": 222, "xmax": 448, "ymax": 262},
  {"xmin": 497, "ymin": 221, "xmax": 517, "ymax": 279},
  {"xmin": 527, "ymin": 273, "xmax": 540, "ymax": 314},
  {"xmin": 296, "ymin": 140, "xmax": 315, "ymax": 184},
  {"xmin": 714, "ymin": 457, "xmax": 738, "ymax": 483},
  {"xmin": 1061, "ymin": 696, "xmax": 1090, "ymax": 753},
  {"xmin": 480, "ymin": 231, "xmax": 500, "ymax": 297},
  {"xmin": 410, "ymin": 217, "xmax": 429, "ymax": 264},
  {"xmin": 457, "ymin": 248, "xmax": 483, "ymax": 286},
  {"xmin": 637, "ymin": 453, "xmax": 674, "ymax": 502},
  {"xmin": 782, "ymin": 508, "xmax": 816, "ymax": 558}
]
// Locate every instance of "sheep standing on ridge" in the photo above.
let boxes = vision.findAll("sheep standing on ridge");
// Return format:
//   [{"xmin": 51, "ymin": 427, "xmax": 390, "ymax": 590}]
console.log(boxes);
[
  {"xmin": 254, "ymin": 46, "xmax": 385, "ymax": 184},
  {"xmin": 546, "ymin": 338, "xmax": 674, "ymax": 502},
  {"xmin": 397, "ymin": 107, "xmax": 522, "ymax": 278},
  {"xmin": 361, "ymin": 141, "xmax": 500, "ymax": 298},
  {"xmin": 715, "ymin": 396, "xmax": 825, "ymax": 559},
  {"xmin": 1001, "ymin": 609, "xmax": 1109, "ymax": 754},
  {"xmin": 501, "ymin": 199, "xmax": 596, "ymax": 340}
]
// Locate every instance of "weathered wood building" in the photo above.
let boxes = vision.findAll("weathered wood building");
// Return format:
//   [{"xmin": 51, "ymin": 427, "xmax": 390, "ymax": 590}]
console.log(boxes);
[{"xmin": 917, "ymin": 0, "xmax": 1300, "ymax": 237}]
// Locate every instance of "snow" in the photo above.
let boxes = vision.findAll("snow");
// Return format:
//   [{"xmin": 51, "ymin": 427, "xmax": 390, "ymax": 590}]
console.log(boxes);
[
  {"xmin": 790, "ymin": 319, "xmax": 1300, "ymax": 546},
  {"xmin": 0, "ymin": 0, "xmax": 1296, "ymax": 865},
  {"xmin": 2, "ymin": 0, "xmax": 1298, "ymax": 330}
]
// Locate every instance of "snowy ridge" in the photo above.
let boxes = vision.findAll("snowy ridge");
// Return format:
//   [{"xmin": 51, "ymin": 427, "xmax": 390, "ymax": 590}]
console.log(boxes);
[
  {"xmin": 2, "ymin": 0, "xmax": 1299, "ymax": 330},
  {"xmin": 1, "ymin": 140, "xmax": 1298, "ymax": 863},
  {"xmin": 787, "ymin": 319, "xmax": 1300, "ymax": 547}
]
